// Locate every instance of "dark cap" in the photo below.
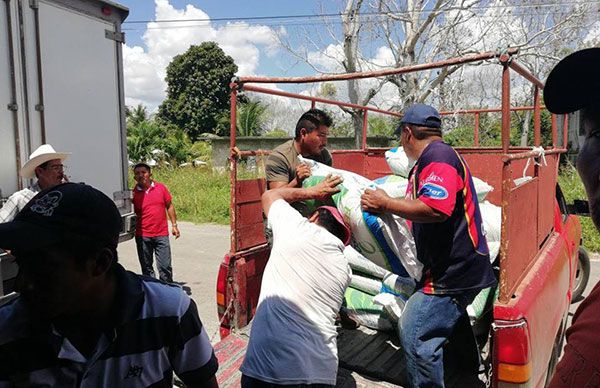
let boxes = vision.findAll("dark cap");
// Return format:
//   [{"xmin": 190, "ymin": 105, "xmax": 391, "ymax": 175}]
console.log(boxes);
[
  {"xmin": 398, "ymin": 104, "xmax": 442, "ymax": 131},
  {"xmin": 0, "ymin": 183, "xmax": 122, "ymax": 251},
  {"xmin": 544, "ymin": 48, "xmax": 600, "ymax": 114}
]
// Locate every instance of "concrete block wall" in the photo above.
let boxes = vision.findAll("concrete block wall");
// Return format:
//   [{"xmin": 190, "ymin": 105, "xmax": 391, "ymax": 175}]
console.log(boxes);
[{"xmin": 211, "ymin": 136, "xmax": 395, "ymax": 169}]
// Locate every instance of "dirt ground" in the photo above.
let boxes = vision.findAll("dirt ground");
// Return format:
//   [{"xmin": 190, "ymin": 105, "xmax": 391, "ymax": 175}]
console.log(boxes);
[{"xmin": 117, "ymin": 221, "xmax": 229, "ymax": 343}]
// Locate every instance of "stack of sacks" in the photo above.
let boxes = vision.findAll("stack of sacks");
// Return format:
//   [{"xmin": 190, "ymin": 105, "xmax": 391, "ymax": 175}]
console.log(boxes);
[
  {"xmin": 301, "ymin": 150, "xmax": 502, "ymax": 325},
  {"xmin": 299, "ymin": 156, "xmax": 422, "ymax": 280},
  {"xmin": 341, "ymin": 246, "xmax": 415, "ymax": 331},
  {"xmin": 383, "ymin": 147, "xmax": 499, "ymax": 261},
  {"xmin": 384, "ymin": 147, "xmax": 413, "ymax": 178}
]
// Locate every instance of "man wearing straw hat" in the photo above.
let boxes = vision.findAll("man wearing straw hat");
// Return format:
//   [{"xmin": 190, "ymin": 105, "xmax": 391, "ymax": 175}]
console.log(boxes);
[
  {"xmin": 544, "ymin": 48, "xmax": 600, "ymax": 388},
  {"xmin": 0, "ymin": 144, "xmax": 70, "ymax": 222}
]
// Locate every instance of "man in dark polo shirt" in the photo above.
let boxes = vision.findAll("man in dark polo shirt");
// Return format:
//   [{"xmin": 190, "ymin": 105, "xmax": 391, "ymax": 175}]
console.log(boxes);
[
  {"xmin": 0, "ymin": 183, "xmax": 218, "ymax": 387},
  {"xmin": 361, "ymin": 104, "xmax": 496, "ymax": 387}
]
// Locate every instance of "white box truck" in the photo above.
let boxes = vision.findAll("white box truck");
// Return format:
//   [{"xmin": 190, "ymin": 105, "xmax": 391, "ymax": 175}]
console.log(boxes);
[{"xmin": 0, "ymin": 0, "xmax": 134, "ymax": 296}]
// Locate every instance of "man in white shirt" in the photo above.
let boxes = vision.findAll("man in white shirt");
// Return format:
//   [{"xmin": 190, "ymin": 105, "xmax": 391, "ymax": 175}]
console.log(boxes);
[
  {"xmin": 0, "ymin": 144, "xmax": 69, "ymax": 222},
  {"xmin": 240, "ymin": 175, "xmax": 352, "ymax": 388}
]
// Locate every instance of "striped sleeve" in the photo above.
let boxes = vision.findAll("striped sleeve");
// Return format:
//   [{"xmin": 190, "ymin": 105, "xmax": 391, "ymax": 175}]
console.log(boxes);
[
  {"xmin": 0, "ymin": 195, "xmax": 21, "ymax": 222},
  {"xmin": 170, "ymin": 298, "xmax": 219, "ymax": 384}
]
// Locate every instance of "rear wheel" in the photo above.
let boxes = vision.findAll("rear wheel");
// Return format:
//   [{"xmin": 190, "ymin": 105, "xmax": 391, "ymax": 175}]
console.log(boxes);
[
  {"xmin": 544, "ymin": 319, "xmax": 567, "ymax": 387},
  {"xmin": 572, "ymin": 247, "xmax": 591, "ymax": 303}
]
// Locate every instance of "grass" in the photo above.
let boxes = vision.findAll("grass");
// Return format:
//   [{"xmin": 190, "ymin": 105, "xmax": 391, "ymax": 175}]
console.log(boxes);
[
  {"xmin": 131, "ymin": 167, "xmax": 231, "ymax": 225},
  {"xmin": 558, "ymin": 162, "xmax": 600, "ymax": 252},
  {"xmin": 137, "ymin": 161, "xmax": 599, "ymax": 252}
]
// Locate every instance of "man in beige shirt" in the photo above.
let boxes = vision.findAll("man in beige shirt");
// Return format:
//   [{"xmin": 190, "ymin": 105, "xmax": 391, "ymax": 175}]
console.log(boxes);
[{"xmin": 266, "ymin": 108, "xmax": 333, "ymax": 189}]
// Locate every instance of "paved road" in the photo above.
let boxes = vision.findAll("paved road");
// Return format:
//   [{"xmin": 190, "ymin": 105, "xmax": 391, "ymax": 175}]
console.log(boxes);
[
  {"xmin": 569, "ymin": 251, "xmax": 600, "ymax": 321},
  {"xmin": 118, "ymin": 222, "xmax": 229, "ymax": 344}
]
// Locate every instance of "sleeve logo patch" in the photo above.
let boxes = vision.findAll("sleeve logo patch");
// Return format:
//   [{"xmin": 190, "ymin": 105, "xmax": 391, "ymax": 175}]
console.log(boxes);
[{"xmin": 419, "ymin": 183, "xmax": 448, "ymax": 200}]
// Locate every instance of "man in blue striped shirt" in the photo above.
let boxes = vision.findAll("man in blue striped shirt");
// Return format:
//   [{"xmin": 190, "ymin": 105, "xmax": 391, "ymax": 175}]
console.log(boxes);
[{"xmin": 0, "ymin": 183, "xmax": 218, "ymax": 387}]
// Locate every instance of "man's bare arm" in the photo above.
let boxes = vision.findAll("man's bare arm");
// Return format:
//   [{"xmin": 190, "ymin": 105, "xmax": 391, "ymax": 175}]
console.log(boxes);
[
  {"xmin": 361, "ymin": 188, "xmax": 448, "ymax": 223},
  {"xmin": 166, "ymin": 201, "xmax": 180, "ymax": 238},
  {"xmin": 267, "ymin": 163, "xmax": 311, "ymax": 190},
  {"xmin": 262, "ymin": 174, "xmax": 342, "ymax": 217}
]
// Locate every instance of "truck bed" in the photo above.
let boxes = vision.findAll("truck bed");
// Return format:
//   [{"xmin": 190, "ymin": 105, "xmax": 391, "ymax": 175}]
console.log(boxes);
[{"xmin": 214, "ymin": 322, "xmax": 485, "ymax": 387}]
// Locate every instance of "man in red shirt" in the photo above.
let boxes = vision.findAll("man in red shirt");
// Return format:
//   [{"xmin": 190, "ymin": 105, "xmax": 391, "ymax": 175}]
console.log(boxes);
[{"xmin": 132, "ymin": 163, "xmax": 180, "ymax": 283}]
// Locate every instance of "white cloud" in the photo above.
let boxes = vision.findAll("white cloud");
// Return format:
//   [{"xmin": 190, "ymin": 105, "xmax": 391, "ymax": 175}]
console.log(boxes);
[
  {"xmin": 584, "ymin": 21, "xmax": 600, "ymax": 45},
  {"xmin": 307, "ymin": 44, "xmax": 345, "ymax": 72},
  {"xmin": 123, "ymin": 0, "xmax": 281, "ymax": 110}
]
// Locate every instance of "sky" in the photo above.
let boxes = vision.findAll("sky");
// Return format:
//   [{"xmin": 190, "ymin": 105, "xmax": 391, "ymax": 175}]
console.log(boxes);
[
  {"xmin": 117, "ymin": 0, "xmax": 347, "ymax": 111},
  {"xmin": 115, "ymin": 0, "xmax": 600, "ymax": 117}
]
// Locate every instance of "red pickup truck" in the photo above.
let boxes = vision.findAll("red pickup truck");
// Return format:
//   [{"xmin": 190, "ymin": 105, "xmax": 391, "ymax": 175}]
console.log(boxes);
[{"xmin": 214, "ymin": 50, "xmax": 586, "ymax": 388}]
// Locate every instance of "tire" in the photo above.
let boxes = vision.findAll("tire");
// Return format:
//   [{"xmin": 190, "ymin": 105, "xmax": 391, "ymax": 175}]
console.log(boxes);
[
  {"xmin": 572, "ymin": 247, "xmax": 591, "ymax": 303},
  {"xmin": 544, "ymin": 320, "xmax": 567, "ymax": 387}
]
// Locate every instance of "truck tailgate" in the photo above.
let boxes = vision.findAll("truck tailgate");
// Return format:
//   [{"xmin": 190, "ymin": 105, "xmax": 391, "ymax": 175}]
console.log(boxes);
[{"xmin": 214, "ymin": 323, "xmax": 480, "ymax": 387}]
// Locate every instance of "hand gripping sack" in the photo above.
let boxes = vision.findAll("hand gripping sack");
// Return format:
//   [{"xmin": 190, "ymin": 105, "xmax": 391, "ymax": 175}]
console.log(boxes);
[{"xmin": 300, "ymin": 156, "xmax": 422, "ymax": 280}]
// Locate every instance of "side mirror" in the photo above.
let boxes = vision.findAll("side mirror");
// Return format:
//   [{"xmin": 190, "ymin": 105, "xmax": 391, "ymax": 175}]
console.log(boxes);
[{"xmin": 567, "ymin": 199, "xmax": 590, "ymax": 216}]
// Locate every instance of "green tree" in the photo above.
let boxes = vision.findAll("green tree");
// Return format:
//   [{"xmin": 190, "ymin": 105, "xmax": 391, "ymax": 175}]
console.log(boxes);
[
  {"xmin": 127, "ymin": 104, "xmax": 149, "ymax": 127},
  {"xmin": 127, "ymin": 120, "xmax": 164, "ymax": 163},
  {"xmin": 237, "ymin": 100, "xmax": 268, "ymax": 136},
  {"xmin": 127, "ymin": 118, "xmax": 196, "ymax": 165},
  {"xmin": 158, "ymin": 42, "xmax": 238, "ymax": 140},
  {"xmin": 263, "ymin": 129, "xmax": 289, "ymax": 138},
  {"xmin": 161, "ymin": 124, "xmax": 194, "ymax": 165},
  {"xmin": 368, "ymin": 116, "xmax": 395, "ymax": 137}
]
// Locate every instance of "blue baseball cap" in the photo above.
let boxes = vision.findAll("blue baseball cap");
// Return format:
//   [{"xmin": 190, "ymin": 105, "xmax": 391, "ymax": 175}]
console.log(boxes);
[{"xmin": 398, "ymin": 103, "xmax": 442, "ymax": 130}]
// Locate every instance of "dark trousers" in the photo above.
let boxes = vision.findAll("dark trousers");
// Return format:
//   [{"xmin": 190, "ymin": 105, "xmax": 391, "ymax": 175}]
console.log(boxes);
[
  {"xmin": 241, "ymin": 375, "xmax": 334, "ymax": 388},
  {"xmin": 135, "ymin": 235, "xmax": 173, "ymax": 282}
]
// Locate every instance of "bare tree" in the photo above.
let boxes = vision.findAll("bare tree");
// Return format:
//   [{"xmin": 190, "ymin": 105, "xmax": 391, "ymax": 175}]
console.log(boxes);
[{"xmin": 278, "ymin": 0, "xmax": 595, "ymax": 147}]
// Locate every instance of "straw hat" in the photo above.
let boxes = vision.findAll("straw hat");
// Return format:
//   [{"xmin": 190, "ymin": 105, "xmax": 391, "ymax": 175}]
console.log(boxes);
[{"xmin": 20, "ymin": 144, "xmax": 70, "ymax": 179}]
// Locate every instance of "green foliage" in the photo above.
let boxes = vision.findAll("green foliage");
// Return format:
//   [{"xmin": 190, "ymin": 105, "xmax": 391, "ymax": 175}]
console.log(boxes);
[
  {"xmin": 212, "ymin": 111, "xmax": 232, "ymax": 137},
  {"xmin": 263, "ymin": 129, "xmax": 289, "ymax": 138},
  {"xmin": 368, "ymin": 115, "xmax": 395, "ymax": 137},
  {"xmin": 558, "ymin": 162, "xmax": 600, "ymax": 252},
  {"xmin": 444, "ymin": 125, "xmax": 475, "ymax": 147},
  {"xmin": 319, "ymin": 82, "xmax": 337, "ymax": 99},
  {"xmin": 189, "ymin": 141, "xmax": 213, "ymax": 162},
  {"xmin": 127, "ymin": 108, "xmax": 207, "ymax": 165},
  {"xmin": 329, "ymin": 117, "xmax": 353, "ymax": 137},
  {"xmin": 237, "ymin": 100, "xmax": 268, "ymax": 136},
  {"xmin": 127, "ymin": 120, "xmax": 165, "ymax": 163},
  {"xmin": 160, "ymin": 124, "xmax": 194, "ymax": 165},
  {"xmin": 157, "ymin": 42, "xmax": 238, "ymax": 140},
  {"xmin": 444, "ymin": 111, "xmax": 554, "ymax": 148},
  {"xmin": 130, "ymin": 167, "xmax": 230, "ymax": 224},
  {"xmin": 126, "ymin": 104, "xmax": 149, "ymax": 127}
]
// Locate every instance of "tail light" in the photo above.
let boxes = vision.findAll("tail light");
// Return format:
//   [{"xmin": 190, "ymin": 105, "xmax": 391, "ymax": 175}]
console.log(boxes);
[
  {"xmin": 493, "ymin": 319, "xmax": 532, "ymax": 385},
  {"xmin": 216, "ymin": 254, "xmax": 232, "ymax": 338}
]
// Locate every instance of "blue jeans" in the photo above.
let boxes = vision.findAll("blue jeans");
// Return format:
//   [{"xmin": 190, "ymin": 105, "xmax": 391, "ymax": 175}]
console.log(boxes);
[
  {"xmin": 135, "ymin": 236, "xmax": 173, "ymax": 282},
  {"xmin": 399, "ymin": 290, "xmax": 477, "ymax": 388}
]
